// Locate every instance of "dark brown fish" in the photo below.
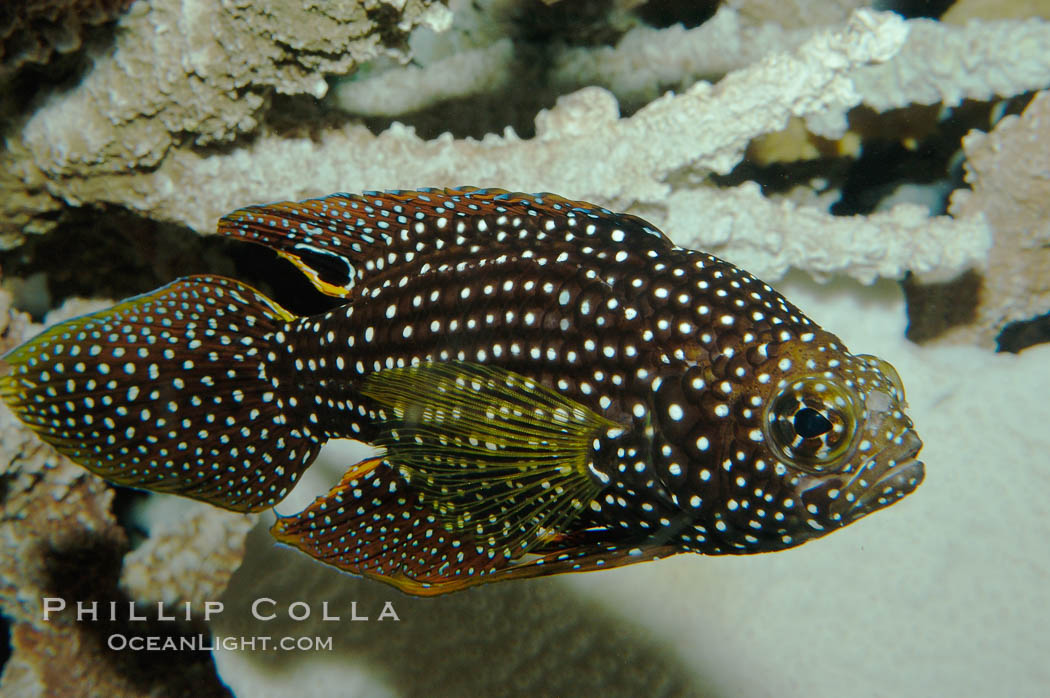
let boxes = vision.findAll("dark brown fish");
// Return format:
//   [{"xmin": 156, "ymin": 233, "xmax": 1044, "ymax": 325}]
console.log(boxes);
[{"xmin": 0, "ymin": 187, "xmax": 923, "ymax": 595}]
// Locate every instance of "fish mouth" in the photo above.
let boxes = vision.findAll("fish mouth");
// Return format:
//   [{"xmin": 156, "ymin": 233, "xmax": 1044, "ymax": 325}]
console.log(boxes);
[
  {"xmin": 839, "ymin": 431, "xmax": 924, "ymax": 520},
  {"xmin": 848, "ymin": 457, "xmax": 924, "ymax": 516}
]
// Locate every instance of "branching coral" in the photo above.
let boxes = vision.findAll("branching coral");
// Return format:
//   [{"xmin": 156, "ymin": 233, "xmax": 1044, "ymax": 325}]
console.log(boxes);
[
  {"xmin": 5, "ymin": 7, "xmax": 990, "ymax": 283},
  {"xmin": 350, "ymin": 5, "xmax": 1050, "ymax": 138},
  {"xmin": 0, "ymin": 0, "xmax": 135, "ymax": 77},
  {"xmin": 334, "ymin": 39, "xmax": 517, "ymax": 117},
  {"xmin": 939, "ymin": 91, "xmax": 1050, "ymax": 346},
  {"xmin": 821, "ymin": 15, "xmax": 1050, "ymax": 134},
  {"xmin": 19, "ymin": 0, "xmax": 451, "ymax": 170},
  {"xmin": 552, "ymin": 7, "xmax": 1050, "ymax": 136},
  {"xmin": 1, "ymin": 0, "xmax": 450, "ymax": 243},
  {"xmin": 725, "ymin": 0, "xmax": 870, "ymax": 28},
  {"xmin": 661, "ymin": 184, "xmax": 990, "ymax": 283}
]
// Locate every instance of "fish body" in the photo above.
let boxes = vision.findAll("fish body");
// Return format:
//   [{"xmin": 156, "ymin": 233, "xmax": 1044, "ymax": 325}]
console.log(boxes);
[{"xmin": 0, "ymin": 188, "xmax": 924, "ymax": 595}]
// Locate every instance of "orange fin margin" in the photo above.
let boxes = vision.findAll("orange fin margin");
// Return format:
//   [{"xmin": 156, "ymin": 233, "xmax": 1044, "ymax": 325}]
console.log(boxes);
[{"xmin": 271, "ymin": 455, "xmax": 677, "ymax": 596}]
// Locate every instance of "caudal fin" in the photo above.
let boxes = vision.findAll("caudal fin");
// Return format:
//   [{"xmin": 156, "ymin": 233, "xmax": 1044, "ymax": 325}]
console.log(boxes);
[{"xmin": 0, "ymin": 275, "xmax": 322, "ymax": 512}]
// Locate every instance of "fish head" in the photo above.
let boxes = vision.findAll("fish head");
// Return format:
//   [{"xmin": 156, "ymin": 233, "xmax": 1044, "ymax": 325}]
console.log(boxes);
[
  {"xmin": 669, "ymin": 327, "xmax": 925, "ymax": 554},
  {"xmin": 748, "ymin": 336, "xmax": 924, "ymax": 549}
]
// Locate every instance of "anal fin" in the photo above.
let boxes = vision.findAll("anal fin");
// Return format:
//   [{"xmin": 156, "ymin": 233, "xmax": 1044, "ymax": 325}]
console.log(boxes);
[
  {"xmin": 271, "ymin": 456, "xmax": 512, "ymax": 596},
  {"xmin": 271, "ymin": 456, "xmax": 677, "ymax": 596}
]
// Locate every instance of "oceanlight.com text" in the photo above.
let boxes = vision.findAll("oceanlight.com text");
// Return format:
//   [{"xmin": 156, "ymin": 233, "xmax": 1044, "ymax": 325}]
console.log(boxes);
[{"xmin": 107, "ymin": 633, "xmax": 335, "ymax": 652}]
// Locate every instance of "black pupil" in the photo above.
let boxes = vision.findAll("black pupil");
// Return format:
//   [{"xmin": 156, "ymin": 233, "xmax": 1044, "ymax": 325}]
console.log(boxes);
[{"xmin": 794, "ymin": 407, "xmax": 832, "ymax": 439}]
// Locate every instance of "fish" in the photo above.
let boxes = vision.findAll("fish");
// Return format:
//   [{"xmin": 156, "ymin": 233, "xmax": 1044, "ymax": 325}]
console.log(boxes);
[{"xmin": 0, "ymin": 187, "xmax": 924, "ymax": 595}]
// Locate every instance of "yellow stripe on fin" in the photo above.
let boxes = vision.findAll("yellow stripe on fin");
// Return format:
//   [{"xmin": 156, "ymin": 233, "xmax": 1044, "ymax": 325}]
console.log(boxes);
[{"xmin": 360, "ymin": 362, "xmax": 621, "ymax": 558}]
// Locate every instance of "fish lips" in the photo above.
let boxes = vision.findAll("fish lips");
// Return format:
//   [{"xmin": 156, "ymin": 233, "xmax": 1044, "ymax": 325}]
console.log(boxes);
[{"xmin": 840, "ymin": 430, "xmax": 924, "ymax": 520}]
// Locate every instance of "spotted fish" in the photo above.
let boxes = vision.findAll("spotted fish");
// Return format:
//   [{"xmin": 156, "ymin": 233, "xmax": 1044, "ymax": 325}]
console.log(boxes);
[{"xmin": 0, "ymin": 187, "xmax": 924, "ymax": 595}]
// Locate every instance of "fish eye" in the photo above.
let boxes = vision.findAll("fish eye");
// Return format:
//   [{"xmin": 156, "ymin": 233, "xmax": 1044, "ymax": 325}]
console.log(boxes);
[{"xmin": 765, "ymin": 377, "xmax": 858, "ymax": 472}]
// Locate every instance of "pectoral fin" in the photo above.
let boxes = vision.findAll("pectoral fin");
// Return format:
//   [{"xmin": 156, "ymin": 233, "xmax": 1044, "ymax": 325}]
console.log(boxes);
[{"xmin": 360, "ymin": 361, "xmax": 620, "ymax": 558}]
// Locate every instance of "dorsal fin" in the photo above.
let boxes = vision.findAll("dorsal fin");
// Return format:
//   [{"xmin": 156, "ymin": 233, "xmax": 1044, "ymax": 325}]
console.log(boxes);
[{"xmin": 216, "ymin": 187, "xmax": 672, "ymax": 298}]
